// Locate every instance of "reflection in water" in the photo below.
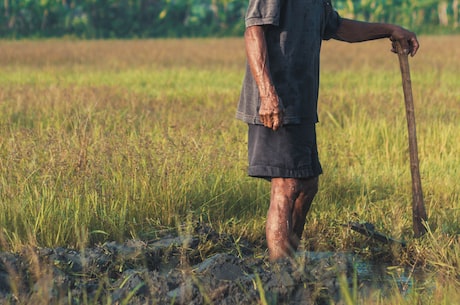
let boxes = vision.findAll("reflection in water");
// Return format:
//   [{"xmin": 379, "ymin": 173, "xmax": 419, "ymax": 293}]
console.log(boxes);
[{"xmin": 303, "ymin": 251, "xmax": 428, "ymax": 299}]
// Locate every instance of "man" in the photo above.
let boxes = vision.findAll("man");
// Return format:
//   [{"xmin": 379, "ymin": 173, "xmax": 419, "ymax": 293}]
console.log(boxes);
[{"xmin": 236, "ymin": 0, "xmax": 419, "ymax": 261}]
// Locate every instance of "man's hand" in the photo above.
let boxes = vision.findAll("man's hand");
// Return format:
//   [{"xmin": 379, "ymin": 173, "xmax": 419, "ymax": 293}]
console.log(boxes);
[
  {"xmin": 389, "ymin": 27, "xmax": 419, "ymax": 57},
  {"xmin": 259, "ymin": 95, "xmax": 284, "ymax": 131}
]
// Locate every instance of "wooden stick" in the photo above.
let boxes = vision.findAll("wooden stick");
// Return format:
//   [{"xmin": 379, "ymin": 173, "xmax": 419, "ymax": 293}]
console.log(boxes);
[{"xmin": 395, "ymin": 42, "xmax": 427, "ymax": 238}]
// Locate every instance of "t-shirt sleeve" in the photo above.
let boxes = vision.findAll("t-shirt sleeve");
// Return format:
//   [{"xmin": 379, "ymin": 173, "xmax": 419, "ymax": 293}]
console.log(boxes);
[
  {"xmin": 245, "ymin": 0, "xmax": 281, "ymax": 28},
  {"xmin": 322, "ymin": 0, "xmax": 342, "ymax": 40}
]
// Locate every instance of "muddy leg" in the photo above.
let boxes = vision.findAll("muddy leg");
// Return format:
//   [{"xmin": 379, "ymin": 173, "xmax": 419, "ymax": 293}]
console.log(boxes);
[
  {"xmin": 266, "ymin": 177, "xmax": 318, "ymax": 261},
  {"xmin": 290, "ymin": 177, "xmax": 319, "ymax": 250},
  {"xmin": 266, "ymin": 178, "xmax": 295, "ymax": 261}
]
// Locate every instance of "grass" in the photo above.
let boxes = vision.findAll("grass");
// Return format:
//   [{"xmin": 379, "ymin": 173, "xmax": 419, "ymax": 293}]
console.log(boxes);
[{"xmin": 0, "ymin": 36, "xmax": 459, "ymax": 302}]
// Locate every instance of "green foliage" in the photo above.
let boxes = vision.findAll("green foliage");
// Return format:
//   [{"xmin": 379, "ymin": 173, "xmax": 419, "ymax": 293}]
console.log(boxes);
[
  {"xmin": 336, "ymin": 0, "xmax": 460, "ymax": 32},
  {"xmin": 0, "ymin": 0, "xmax": 246, "ymax": 38},
  {"xmin": 0, "ymin": 0, "xmax": 459, "ymax": 38}
]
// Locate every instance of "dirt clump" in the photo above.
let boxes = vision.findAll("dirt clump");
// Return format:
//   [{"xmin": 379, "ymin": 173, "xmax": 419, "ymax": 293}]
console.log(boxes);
[{"xmin": 0, "ymin": 225, "xmax": 355, "ymax": 304}]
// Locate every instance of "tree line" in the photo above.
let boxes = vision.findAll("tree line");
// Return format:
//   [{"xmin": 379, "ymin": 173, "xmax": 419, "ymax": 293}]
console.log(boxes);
[{"xmin": 1, "ymin": 0, "xmax": 458, "ymax": 38}]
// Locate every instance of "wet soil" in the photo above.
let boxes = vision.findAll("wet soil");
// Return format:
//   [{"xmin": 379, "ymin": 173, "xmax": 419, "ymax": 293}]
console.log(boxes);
[{"xmin": 0, "ymin": 224, "xmax": 401, "ymax": 305}]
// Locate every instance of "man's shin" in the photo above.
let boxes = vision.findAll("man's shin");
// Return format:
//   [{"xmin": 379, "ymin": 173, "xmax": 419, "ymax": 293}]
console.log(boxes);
[{"xmin": 291, "ymin": 177, "xmax": 319, "ymax": 245}]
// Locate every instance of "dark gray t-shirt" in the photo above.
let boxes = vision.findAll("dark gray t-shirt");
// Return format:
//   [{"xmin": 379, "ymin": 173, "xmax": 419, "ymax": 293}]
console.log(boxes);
[{"xmin": 236, "ymin": 0, "xmax": 341, "ymax": 125}]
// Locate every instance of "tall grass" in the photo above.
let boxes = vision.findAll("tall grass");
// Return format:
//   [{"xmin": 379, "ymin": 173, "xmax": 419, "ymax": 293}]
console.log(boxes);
[
  {"xmin": 0, "ymin": 39, "xmax": 265, "ymax": 250},
  {"xmin": 0, "ymin": 36, "xmax": 458, "ymax": 282}
]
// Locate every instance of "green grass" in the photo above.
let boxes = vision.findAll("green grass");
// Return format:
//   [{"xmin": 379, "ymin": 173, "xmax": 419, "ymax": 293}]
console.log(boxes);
[{"xmin": 0, "ymin": 37, "xmax": 459, "ymax": 301}]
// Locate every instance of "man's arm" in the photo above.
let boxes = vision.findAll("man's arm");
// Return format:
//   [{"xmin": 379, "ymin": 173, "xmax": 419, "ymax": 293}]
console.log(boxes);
[
  {"xmin": 334, "ymin": 19, "xmax": 419, "ymax": 56},
  {"xmin": 245, "ymin": 25, "xmax": 284, "ymax": 130}
]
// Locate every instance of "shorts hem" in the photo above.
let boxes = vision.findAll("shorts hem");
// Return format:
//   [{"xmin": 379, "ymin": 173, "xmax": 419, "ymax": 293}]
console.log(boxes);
[{"xmin": 248, "ymin": 165, "xmax": 322, "ymax": 179}]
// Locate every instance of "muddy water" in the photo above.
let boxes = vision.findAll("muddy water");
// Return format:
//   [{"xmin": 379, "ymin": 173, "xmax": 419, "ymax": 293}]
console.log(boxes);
[
  {"xmin": 354, "ymin": 253, "xmax": 427, "ymax": 298},
  {"xmin": 0, "ymin": 226, "xmax": 423, "ymax": 304}
]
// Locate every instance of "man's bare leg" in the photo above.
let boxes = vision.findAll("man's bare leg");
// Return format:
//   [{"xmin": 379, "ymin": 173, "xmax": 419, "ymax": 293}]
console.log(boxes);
[
  {"xmin": 290, "ymin": 177, "xmax": 319, "ymax": 250},
  {"xmin": 266, "ymin": 177, "xmax": 319, "ymax": 261}
]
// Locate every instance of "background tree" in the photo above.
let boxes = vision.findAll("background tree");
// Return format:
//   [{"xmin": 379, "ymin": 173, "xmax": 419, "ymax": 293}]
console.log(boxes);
[{"xmin": 0, "ymin": 0, "xmax": 458, "ymax": 38}]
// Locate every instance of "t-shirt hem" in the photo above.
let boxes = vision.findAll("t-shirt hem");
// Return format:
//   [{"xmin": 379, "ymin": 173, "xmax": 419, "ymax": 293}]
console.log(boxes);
[
  {"xmin": 235, "ymin": 112, "xmax": 317, "ymax": 125},
  {"xmin": 245, "ymin": 17, "xmax": 279, "ymax": 28}
]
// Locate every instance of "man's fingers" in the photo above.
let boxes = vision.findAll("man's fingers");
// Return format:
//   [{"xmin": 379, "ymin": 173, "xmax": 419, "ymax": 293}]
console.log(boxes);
[
  {"xmin": 409, "ymin": 37, "xmax": 419, "ymax": 56},
  {"xmin": 271, "ymin": 112, "xmax": 283, "ymax": 131},
  {"xmin": 390, "ymin": 33, "xmax": 419, "ymax": 57},
  {"xmin": 261, "ymin": 114, "xmax": 273, "ymax": 129},
  {"xmin": 275, "ymin": 111, "xmax": 284, "ymax": 130},
  {"xmin": 259, "ymin": 114, "xmax": 265, "ymax": 125},
  {"xmin": 266, "ymin": 120, "xmax": 273, "ymax": 129},
  {"xmin": 260, "ymin": 107, "xmax": 284, "ymax": 130},
  {"xmin": 260, "ymin": 114, "xmax": 281, "ymax": 130}
]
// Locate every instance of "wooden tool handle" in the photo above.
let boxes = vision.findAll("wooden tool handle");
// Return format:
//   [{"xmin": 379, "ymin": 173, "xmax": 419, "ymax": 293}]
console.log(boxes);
[{"xmin": 395, "ymin": 41, "xmax": 427, "ymax": 238}]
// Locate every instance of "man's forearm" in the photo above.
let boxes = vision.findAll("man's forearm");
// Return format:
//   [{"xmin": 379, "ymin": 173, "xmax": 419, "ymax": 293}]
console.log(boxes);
[
  {"xmin": 334, "ymin": 18, "xmax": 398, "ymax": 43},
  {"xmin": 244, "ymin": 25, "xmax": 284, "ymax": 130},
  {"xmin": 244, "ymin": 25, "xmax": 277, "ymax": 98},
  {"xmin": 334, "ymin": 18, "xmax": 419, "ymax": 56}
]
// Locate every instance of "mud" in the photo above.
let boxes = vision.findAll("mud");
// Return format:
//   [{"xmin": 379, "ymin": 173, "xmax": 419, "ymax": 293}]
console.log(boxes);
[{"xmin": 0, "ymin": 224, "xmax": 406, "ymax": 304}]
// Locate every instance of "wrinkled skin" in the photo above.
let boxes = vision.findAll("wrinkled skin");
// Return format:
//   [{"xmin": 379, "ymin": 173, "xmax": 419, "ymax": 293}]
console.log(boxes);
[
  {"xmin": 245, "ymin": 17, "xmax": 420, "ymax": 262},
  {"xmin": 245, "ymin": 26, "xmax": 284, "ymax": 131}
]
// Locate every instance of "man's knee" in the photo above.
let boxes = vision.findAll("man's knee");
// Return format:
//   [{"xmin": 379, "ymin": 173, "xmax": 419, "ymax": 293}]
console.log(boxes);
[
  {"xmin": 271, "ymin": 178, "xmax": 300, "ymax": 198},
  {"xmin": 271, "ymin": 176, "xmax": 319, "ymax": 197},
  {"xmin": 302, "ymin": 176, "xmax": 319, "ymax": 196}
]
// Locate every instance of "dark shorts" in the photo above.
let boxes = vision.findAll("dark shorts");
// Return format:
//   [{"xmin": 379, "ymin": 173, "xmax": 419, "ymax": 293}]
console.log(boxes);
[{"xmin": 248, "ymin": 123, "xmax": 322, "ymax": 179}]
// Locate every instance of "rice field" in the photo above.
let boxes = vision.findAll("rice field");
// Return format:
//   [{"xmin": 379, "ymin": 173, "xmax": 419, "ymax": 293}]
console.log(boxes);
[{"xmin": 0, "ymin": 36, "xmax": 459, "ymax": 304}]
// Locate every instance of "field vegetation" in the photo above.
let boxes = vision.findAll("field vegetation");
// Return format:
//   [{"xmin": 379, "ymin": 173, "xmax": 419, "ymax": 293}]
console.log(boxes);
[{"xmin": 0, "ymin": 36, "xmax": 459, "ymax": 304}]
